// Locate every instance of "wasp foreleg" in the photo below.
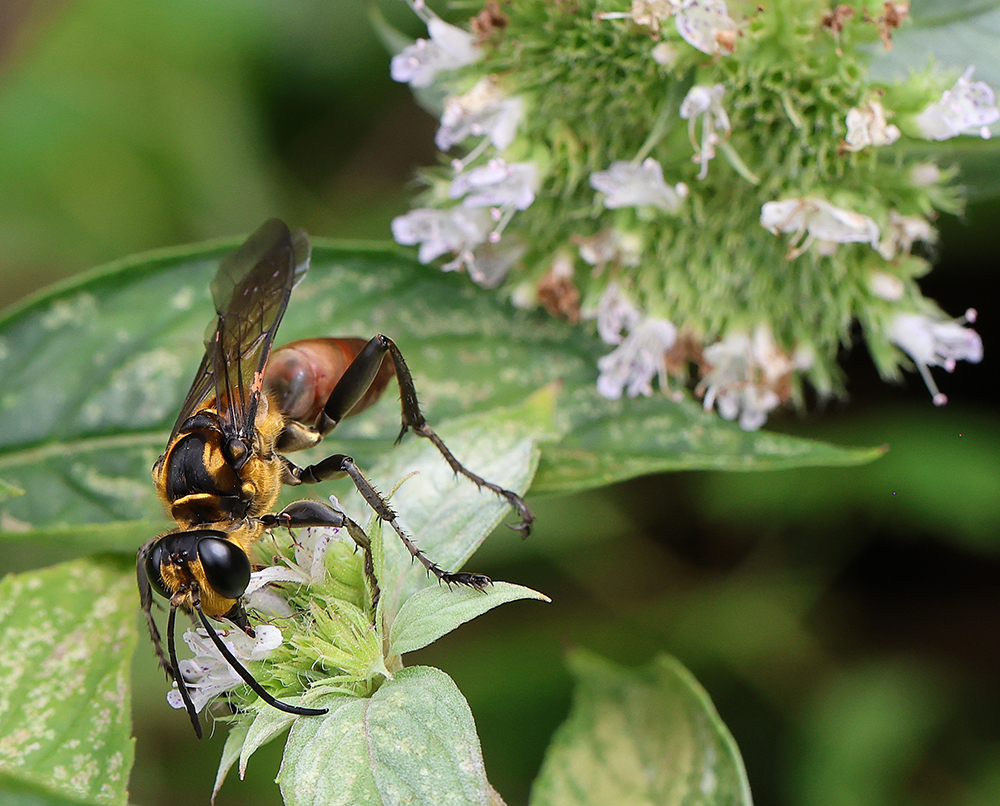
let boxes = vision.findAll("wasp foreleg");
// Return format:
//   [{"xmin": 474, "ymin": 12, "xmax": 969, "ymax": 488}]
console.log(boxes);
[
  {"xmin": 260, "ymin": 500, "xmax": 379, "ymax": 605},
  {"xmin": 137, "ymin": 536, "xmax": 174, "ymax": 677},
  {"xmin": 280, "ymin": 453, "xmax": 491, "ymax": 590}
]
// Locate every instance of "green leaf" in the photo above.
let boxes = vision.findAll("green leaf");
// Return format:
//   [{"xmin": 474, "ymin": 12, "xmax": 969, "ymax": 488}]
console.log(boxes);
[
  {"xmin": 356, "ymin": 389, "xmax": 551, "ymax": 622},
  {"xmin": 278, "ymin": 667, "xmax": 492, "ymax": 806},
  {"xmin": 530, "ymin": 651, "xmax": 752, "ymax": 806},
  {"xmin": 212, "ymin": 725, "xmax": 248, "ymax": 806},
  {"xmin": 389, "ymin": 582, "xmax": 550, "ymax": 657},
  {"xmin": 0, "ymin": 238, "xmax": 877, "ymax": 547},
  {"xmin": 0, "ymin": 556, "xmax": 137, "ymax": 806},
  {"xmin": 870, "ymin": 1, "xmax": 1000, "ymax": 92},
  {"xmin": 532, "ymin": 391, "xmax": 886, "ymax": 495}
]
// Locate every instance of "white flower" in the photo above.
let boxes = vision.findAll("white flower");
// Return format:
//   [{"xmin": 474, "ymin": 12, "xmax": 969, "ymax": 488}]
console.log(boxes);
[
  {"xmin": 590, "ymin": 158, "xmax": 688, "ymax": 213},
  {"xmin": 596, "ymin": 317, "xmax": 678, "ymax": 399},
  {"xmin": 674, "ymin": 0, "xmax": 738, "ymax": 56},
  {"xmin": 680, "ymin": 84, "xmax": 731, "ymax": 179},
  {"xmin": 877, "ymin": 211, "xmax": 935, "ymax": 260},
  {"xmin": 915, "ymin": 67, "xmax": 999, "ymax": 141},
  {"xmin": 450, "ymin": 159, "xmax": 538, "ymax": 210},
  {"xmin": 760, "ymin": 197, "xmax": 880, "ymax": 259},
  {"xmin": 698, "ymin": 326, "xmax": 805, "ymax": 431},
  {"xmin": 591, "ymin": 282, "xmax": 643, "ymax": 345},
  {"xmin": 391, "ymin": 207, "xmax": 493, "ymax": 263},
  {"xmin": 600, "ymin": 0, "xmax": 737, "ymax": 55},
  {"xmin": 390, "ymin": 15, "xmax": 481, "ymax": 89},
  {"xmin": 844, "ymin": 98, "xmax": 901, "ymax": 151},
  {"xmin": 887, "ymin": 310, "xmax": 983, "ymax": 405},
  {"xmin": 436, "ymin": 77, "xmax": 525, "ymax": 152},
  {"xmin": 167, "ymin": 624, "xmax": 283, "ymax": 713},
  {"xmin": 447, "ymin": 237, "xmax": 526, "ymax": 288}
]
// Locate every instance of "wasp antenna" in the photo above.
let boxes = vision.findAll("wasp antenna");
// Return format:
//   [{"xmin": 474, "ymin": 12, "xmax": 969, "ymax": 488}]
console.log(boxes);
[
  {"xmin": 194, "ymin": 605, "xmax": 328, "ymax": 718},
  {"xmin": 167, "ymin": 605, "xmax": 204, "ymax": 739}
]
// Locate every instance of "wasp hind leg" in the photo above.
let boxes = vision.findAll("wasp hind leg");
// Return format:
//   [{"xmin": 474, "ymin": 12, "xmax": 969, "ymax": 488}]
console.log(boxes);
[
  {"xmin": 308, "ymin": 334, "xmax": 534, "ymax": 536},
  {"xmin": 280, "ymin": 454, "xmax": 491, "ymax": 590}
]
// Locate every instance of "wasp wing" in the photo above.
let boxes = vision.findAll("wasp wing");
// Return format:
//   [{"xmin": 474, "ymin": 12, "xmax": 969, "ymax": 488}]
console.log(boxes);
[{"xmin": 168, "ymin": 219, "xmax": 310, "ymax": 442}]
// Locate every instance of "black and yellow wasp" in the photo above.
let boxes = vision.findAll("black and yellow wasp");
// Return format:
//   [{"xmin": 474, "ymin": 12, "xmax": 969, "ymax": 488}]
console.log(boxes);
[{"xmin": 136, "ymin": 218, "xmax": 532, "ymax": 737}]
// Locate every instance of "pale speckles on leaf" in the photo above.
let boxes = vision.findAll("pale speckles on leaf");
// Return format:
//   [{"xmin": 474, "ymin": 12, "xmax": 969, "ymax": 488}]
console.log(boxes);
[
  {"xmin": 0, "ymin": 558, "xmax": 136, "ymax": 806},
  {"xmin": 40, "ymin": 294, "xmax": 100, "ymax": 330},
  {"xmin": 80, "ymin": 347, "xmax": 186, "ymax": 428},
  {"xmin": 169, "ymin": 286, "xmax": 196, "ymax": 310}
]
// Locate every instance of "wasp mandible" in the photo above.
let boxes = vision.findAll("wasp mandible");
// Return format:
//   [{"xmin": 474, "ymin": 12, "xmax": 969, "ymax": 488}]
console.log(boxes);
[{"xmin": 136, "ymin": 218, "xmax": 533, "ymax": 737}]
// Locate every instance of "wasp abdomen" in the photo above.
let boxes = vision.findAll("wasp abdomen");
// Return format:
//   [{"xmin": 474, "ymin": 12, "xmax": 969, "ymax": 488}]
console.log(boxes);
[{"xmin": 266, "ymin": 338, "xmax": 394, "ymax": 425}]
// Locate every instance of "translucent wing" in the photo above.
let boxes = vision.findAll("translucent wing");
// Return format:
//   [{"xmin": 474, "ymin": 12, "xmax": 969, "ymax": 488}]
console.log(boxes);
[{"xmin": 168, "ymin": 219, "xmax": 310, "ymax": 442}]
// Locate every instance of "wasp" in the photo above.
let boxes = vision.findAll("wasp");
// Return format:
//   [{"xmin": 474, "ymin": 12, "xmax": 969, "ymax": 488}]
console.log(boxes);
[{"xmin": 136, "ymin": 218, "xmax": 533, "ymax": 737}]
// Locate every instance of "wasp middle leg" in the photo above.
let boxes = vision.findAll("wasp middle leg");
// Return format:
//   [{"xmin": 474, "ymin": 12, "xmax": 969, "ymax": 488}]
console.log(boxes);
[{"xmin": 280, "ymin": 454, "xmax": 491, "ymax": 589}]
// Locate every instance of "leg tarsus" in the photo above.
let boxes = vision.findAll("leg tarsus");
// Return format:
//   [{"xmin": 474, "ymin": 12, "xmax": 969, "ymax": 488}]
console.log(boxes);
[{"xmin": 411, "ymin": 423, "xmax": 535, "ymax": 537}]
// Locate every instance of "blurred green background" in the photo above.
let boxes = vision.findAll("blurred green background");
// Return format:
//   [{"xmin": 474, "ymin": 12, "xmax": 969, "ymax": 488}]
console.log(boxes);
[{"xmin": 1, "ymin": 1, "xmax": 998, "ymax": 805}]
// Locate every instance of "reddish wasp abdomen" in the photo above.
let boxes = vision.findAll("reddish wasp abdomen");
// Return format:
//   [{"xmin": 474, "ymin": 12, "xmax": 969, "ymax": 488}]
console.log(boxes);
[{"xmin": 265, "ymin": 338, "xmax": 395, "ymax": 424}]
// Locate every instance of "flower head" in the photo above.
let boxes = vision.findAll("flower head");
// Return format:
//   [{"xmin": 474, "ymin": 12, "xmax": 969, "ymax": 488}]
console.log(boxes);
[
  {"xmin": 389, "ymin": 0, "xmax": 987, "ymax": 428},
  {"xmin": 915, "ymin": 67, "xmax": 999, "ymax": 141}
]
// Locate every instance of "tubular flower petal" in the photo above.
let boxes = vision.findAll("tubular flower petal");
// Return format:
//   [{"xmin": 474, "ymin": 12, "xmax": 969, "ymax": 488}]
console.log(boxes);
[
  {"xmin": 915, "ymin": 67, "xmax": 999, "ymax": 141},
  {"xmin": 887, "ymin": 311, "xmax": 982, "ymax": 405},
  {"xmin": 596, "ymin": 317, "xmax": 678, "ymax": 399},
  {"xmin": 391, "ymin": 207, "xmax": 493, "ymax": 264},
  {"xmin": 760, "ymin": 197, "xmax": 879, "ymax": 258},
  {"xmin": 590, "ymin": 159, "xmax": 688, "ymax": 213},
  {"xmin": 390, "ymin": 15, "xmax": 481, "ymax": 88},
  {"xmin": 437, "ymin": 77, "xmax": 525, "ymax": 152}
]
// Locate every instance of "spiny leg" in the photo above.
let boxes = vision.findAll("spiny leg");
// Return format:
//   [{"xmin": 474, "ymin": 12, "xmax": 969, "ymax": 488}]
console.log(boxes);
[
  {"xmin": 137, "ymin": 537, "xmax": 174, "ymax": 677},
  {"xmin": 260, "ymin": 499, "xmax": 381, "ymax": 607},
  {"xmin": 281, "ymin": 454, "xmax": 491, "ymax": 589},
  {"xmin": 310, "ymin": 334, "xmax": 534, "ymax": 535}
]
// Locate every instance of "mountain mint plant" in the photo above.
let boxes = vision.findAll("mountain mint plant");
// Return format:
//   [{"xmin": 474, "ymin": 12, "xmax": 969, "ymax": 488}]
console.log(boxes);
[{"xmin": 390, "ymin": 0, "xmax": 992, "ymax": 429}]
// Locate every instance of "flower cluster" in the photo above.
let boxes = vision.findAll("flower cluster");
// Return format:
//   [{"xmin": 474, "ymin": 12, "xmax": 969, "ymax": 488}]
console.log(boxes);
[{"xmin": 390, "ymin": 0, "xmax": 990, "ymax": 428}]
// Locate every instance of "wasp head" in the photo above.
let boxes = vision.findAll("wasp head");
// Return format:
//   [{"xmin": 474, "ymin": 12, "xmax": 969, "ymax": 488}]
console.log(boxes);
[{"xmin": 146, "ymin": 530, "xmax": 252, "ymax": 616}]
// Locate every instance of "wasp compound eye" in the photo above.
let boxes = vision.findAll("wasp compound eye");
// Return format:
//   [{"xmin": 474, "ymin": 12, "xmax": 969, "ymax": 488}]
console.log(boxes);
[
  {"xmin": 197, "ymin": 536, "xmax": 251, "ymax": 600},
  {"xmin": 145, "ymin": 542, "xmax": 171, "ymax": 600}
]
